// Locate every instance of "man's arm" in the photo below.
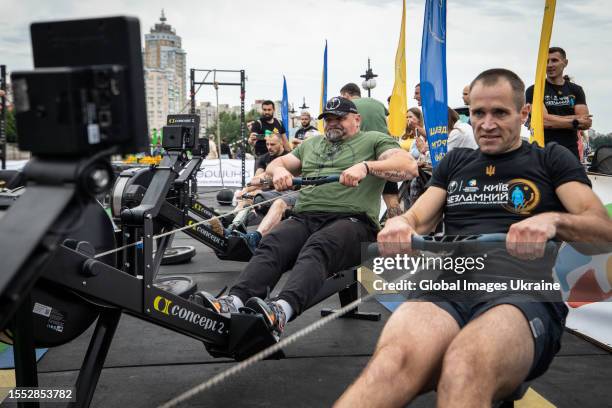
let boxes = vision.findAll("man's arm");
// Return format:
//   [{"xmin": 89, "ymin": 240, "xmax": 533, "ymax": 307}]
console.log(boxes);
[
  {"xmin": 554, "ymin": 181, "xmax": 610, "ymax": 243},
  {"xmin": 377, "ymin": 186, "xmax": 447, "ymax": 255},
  {"xmin": 366, "ymin": 148, "xmax": 418, "ymax": 182},
  {"xmin": 507, "ymin": 181, "xmax": 612, "ymax": 257},
  {"xmin": 542, "ymin": 104, "xmax": 592, "ymax": 130},
  {"xmin": 403, "ymin": 186, "xmax": 446, "ymax": 234},
  {"xmin": 248, "ymin": 121, "xmax": 261, "ymax": 146},
  {"xmin": 574, "ymin": 104, "xmax": 592, "ymax": 129},
  {"xmin": 266, "ymin": 154, "xmax": 302, "ymax": 191},
  {"xmin": 280, "ymin": 133, "xmax": 291, "ymax": 152},
  {"xmin": 248, "ymin": 132, "xmax": 259, "ymax": 146},
  {"xmin": 339, "ymin": 148, "xmax": 417, "ymax": 187}
]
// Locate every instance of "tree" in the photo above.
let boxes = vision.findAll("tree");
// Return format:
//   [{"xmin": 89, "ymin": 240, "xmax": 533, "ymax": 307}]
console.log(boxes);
[
  {"xmin": 206, "ymin": 109, "xmax": 260, "ymax": 144},
  {"xmin": 5, "ymin": 109, "xmax": 17, "ymax": 143}
]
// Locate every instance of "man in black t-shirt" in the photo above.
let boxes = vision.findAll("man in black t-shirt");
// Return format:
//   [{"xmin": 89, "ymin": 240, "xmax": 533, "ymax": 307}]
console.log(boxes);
[
  {"xmin": 248, "ymin": 100, "xmax": 290, "ymax": 159},
  {"xmin": 229, "ymin": 133, "xmax": 292, "ymax": 250},
  {"xmin": 255, "ymin": 133, "xmax": 286, "ymax": 173},
  {"xmin": 337, "ymin": 69, "xmax": 612, "ymax": 407},
  {"xmin": 220, "ymin": 138, "xmax": 233, "ymax": 159},
  {"xmin": 294, "ymin": 111, "xmax": 318, "ymax": 140},
  {"xmin": 525, "ymin": 47, "xmax": 592, "ymax": 159}
]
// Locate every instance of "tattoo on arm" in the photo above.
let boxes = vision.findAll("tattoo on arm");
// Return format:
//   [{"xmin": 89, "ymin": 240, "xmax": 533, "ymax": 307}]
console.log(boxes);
[
  {"xmin": 386, "ymin": 205, "xmax": 404, "ymax": 218},
  {"xmin": 369, "ymin": 169, "xmax": 414, "ymax": 182}
]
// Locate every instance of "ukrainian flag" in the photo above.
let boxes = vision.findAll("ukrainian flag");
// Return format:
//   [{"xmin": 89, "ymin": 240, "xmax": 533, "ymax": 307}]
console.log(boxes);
[
  {"xmin": 530, "ymin": 0, "xmax": 557, "ymax": 147},
  {"xmin": 317, "ymin": 41, "xmax": 328, "ymax": 134},
  {"xmin": 388, "ymin": 0, "xmax": 407, "ymax": 137}
]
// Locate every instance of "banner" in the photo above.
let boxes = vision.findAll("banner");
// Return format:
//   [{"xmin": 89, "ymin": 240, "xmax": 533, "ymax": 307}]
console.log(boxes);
[
  {"xmin": 282, "ymin": 76, "xmax": 289, "ymax": 137},
  {"xmin": 388, "ymin": 0, "xmax": 408, "ymax": 137},
  {"xmin": 317, "ymin": 40, "xmax": 328, "ymax": 134},
  {"xmin": 420, "ymin": 0, "xmax": 448, "ymax": 167},
  {"xmin": 530, "ymin": 0, "xmax": 557, "ymax": 147},
  {"xmin": 555, "ymin": 174, "xmax": 612, "ymax": 349},
  {"xmin": 196, "ymin": 159, "xmax": 255, "ymax": 187}
]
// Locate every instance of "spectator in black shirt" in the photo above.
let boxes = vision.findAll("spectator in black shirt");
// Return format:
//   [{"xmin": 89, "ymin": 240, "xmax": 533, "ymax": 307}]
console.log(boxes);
[
  {"xmin": 294, "ymin": 111, "xmax": 318, "ymax": 140},
  {"xmin": 338, "ymin": 68, "xmax": 611, "ymax": 408},
  {"xmin": 248, "ymin": 100, "xmax": 290, "ymax": 159},
  {"xmin": 526, "ymin": 47, "xmax": 592, "ymax": 159},
  {"xmin": 228, "ymin": 133, "xmax": 291, "ymax": 251},
  {"xmin": 220, "ymin": 138, "xmax": 233, "ymax": 159},
  {"xmin": 255, "ymin": 133, "xmax": 286, "ymax": 174}
]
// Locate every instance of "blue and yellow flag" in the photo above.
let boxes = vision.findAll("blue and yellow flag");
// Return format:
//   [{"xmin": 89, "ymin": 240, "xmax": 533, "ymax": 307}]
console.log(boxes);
[
  {"xmin": 388, "ymin": 0, "xmax": 407, "ymax": 137},
  {"xmin": 317, "ymin": 41, "xmax": 328, "ymax": 134},
  {"xmin": 281, "ymin": 76, "xmax": 289, "ymax": 136},
  {"xmin": 530, "ymin": 0, "xmax": 557, "ymax": 147},
  {"xmin": 420, "ymin": 0, "xmax": 448, "ymax": 167}
]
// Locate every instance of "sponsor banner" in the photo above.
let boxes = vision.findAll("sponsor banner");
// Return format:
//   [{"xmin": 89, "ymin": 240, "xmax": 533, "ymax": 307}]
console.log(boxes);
[
  {"xmin": 5, "ymin": 160, "xmax": 28, "ymax": 171},
  {"xmin": 196, "ymin": 159, "xmax": 255, "ymax": 187},
  {"xmin": 563, "ymin": 173, "xmax": 612, "ymax": 349}
]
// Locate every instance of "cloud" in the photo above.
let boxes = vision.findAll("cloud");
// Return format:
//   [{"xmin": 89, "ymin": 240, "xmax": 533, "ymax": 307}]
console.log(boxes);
[{"xmin": 0, "ymin": 0, "xmax": 610, "ymax": 132}]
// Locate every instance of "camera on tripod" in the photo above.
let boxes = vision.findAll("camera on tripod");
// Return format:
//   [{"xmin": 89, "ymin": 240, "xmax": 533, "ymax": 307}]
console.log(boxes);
[{"xmin": 11, "ymin": 16, "xmax": 148, "ymax": 157}]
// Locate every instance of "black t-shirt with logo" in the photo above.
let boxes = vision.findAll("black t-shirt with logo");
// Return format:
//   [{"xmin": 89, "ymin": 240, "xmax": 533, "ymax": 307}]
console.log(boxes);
[
  {"xmin": 525, "ymin": 80, "xmax": 586, "ymax": 152},
  {"xmin": 430, "ymin": 140, "xmax": 590, "ymax": 235},
  {"xmin": 429, "ymin": 141, "xmax": 590, "ymax": 318},
  {"xmin": 251, "ymin": 118, "xmax": 286, "ymax": 156}
]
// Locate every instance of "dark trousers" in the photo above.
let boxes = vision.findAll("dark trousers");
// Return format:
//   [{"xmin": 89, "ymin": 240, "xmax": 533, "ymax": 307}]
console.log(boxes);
[{"xmin": 229, "ymin": 212, "xmax": 377, "ymax": 317}]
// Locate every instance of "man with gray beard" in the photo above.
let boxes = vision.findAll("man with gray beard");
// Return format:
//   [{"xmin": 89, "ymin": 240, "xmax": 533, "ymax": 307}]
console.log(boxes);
[{"xmin": 199, "ymin": 96, "xmax": 417, "ymax": 338}]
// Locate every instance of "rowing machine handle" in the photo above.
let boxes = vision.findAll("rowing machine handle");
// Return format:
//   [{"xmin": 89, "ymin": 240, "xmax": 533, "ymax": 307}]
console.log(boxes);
[
  {"xmin": 292, "ymin": 175, "xmax": 340, "ymax": 186},
  {"xmin": 367, "ymin": 233, "xmax": 557, "ymax": 256}
]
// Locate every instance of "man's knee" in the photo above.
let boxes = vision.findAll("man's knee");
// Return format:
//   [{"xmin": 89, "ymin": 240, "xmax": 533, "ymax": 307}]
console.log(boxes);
[
  {"xmin": 438, "ymin": 342, "xmax": 484, "ymax": 391},
  {"xmin": 270, "ymin": 198, "xmax": 288, "ymax": 212},
  {"xmin": 368, "ymin": 342, "xmax": 414, "ymax": 382}
]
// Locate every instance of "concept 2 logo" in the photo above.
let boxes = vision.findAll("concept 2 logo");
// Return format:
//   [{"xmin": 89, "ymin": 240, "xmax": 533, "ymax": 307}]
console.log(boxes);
[{"xmin": 153, "ymin": 296, "xmax": 226, "ymax": 334}]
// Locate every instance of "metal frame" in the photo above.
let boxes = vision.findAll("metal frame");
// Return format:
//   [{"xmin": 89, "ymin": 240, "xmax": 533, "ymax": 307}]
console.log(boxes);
[
  {"xmin": 1, "ymin": 65, "xmax": 6, "ymax": 169},
  {"xmin": 190, "ymin": 68, "xmax": 247, "ymax": 187}
]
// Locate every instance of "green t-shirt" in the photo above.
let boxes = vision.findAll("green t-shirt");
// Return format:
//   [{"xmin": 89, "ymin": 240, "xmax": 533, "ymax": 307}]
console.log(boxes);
[
  {"xmin": 353, "ymin": 98, "xmax": 389, "ymax": 134},
  {"xmin": 291, "ymin": 131, "xmax": 399, "ymax": 226}
]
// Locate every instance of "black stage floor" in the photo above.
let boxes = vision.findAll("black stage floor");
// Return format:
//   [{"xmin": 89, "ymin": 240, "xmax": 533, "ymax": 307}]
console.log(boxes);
[{"xmin": 2, "ymin": 188, "xmax": 610, "ymax": 407}]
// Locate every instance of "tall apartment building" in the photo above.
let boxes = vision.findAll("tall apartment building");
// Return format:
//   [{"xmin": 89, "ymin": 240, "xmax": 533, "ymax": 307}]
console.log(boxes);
[{"xmin": 143, "ymin": 10, "xmax": 187, "ymax": 133}]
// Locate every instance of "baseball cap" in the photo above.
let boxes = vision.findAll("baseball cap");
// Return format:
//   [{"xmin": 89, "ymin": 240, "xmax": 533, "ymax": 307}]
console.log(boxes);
[{"xmin": 317, "ymin": 96, "xmax": 359, "ymax": 119}]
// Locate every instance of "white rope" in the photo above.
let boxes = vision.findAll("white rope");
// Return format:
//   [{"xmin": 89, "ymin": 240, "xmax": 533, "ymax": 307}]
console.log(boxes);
[
  {"xmin": 157, "ymin": 266, "xmax": 415, "ymax": 408},
  {"xmin": 94, "ymin": 187, "xmax": 311, "ymax": 259}
]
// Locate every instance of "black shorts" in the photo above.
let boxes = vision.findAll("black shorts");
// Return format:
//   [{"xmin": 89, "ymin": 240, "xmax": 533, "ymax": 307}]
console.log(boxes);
[
  {"xmin": 253, "ymin": 190, "xmax": 297, "ymax": 215},
  {"xmin": 417, "ymin": 294, "xmax": 565, "ymax": 381}
]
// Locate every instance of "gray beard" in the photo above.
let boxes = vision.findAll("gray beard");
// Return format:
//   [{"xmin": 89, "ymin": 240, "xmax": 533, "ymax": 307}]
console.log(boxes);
[{"xmin": 325, "ymin": 128, "xmax": 344, "ymax": 143}]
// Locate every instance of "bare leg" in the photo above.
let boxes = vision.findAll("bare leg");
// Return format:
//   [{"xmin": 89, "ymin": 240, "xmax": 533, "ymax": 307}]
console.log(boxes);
[
  {"xmin": 257, "ymin": 199, "xmax": 288, "ymax": 237},
  {"xmin": 436, "ymin": 304, "xmax": 534, "ymax": 408},
  {"xmin": 335, "ymin": 302, "xmax": 460, "ymax": 408}
]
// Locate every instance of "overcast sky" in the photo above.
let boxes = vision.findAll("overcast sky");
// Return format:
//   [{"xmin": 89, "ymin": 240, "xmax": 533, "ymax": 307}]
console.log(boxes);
[{"xmin": 1, "ymin": 0, "xmax": 611, "ymax": 132}]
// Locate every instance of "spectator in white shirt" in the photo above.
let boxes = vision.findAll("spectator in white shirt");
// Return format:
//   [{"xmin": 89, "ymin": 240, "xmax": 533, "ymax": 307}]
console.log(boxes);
[{"xmin": 447, "ymin": 108, "xmax": 478, "ymax": 151}]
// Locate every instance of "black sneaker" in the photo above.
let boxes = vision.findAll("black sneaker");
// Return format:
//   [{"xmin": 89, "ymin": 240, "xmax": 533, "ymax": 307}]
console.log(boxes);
[
  {"xmin": 192, "ymin": 291, "xmax": 239, "ymax": 316},
  {"xmin": 244, "ymin": 297, "xmax": 286, "ymax": 337}
]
